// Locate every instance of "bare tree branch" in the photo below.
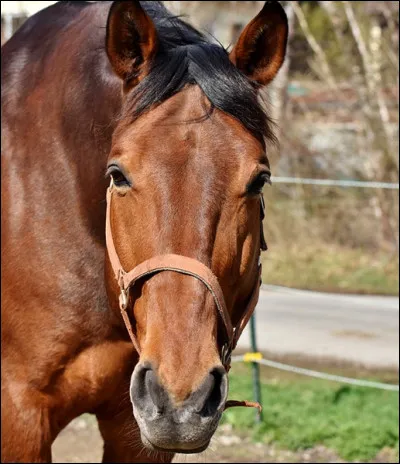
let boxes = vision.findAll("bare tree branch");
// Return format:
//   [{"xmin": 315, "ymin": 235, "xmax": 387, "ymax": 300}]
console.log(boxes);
[
  {"xmin": 292, "ymin": 1, "xmax": 338, "ymax": 89},
  {"xmin": 342, "ymin": 1, "xmax": 374, "ymax": 94}
]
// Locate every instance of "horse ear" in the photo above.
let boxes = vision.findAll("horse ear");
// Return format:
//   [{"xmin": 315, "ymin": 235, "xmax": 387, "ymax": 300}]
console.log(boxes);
[
  {"xmin": 229, "ymin": 1, "xmax": 288, "ymax": 86},
  {"xmin": 106, "ymin": 1, "xmax": 158, "ymax": 86}
]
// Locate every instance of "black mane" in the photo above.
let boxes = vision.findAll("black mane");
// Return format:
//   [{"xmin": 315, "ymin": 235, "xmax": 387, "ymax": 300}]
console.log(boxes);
[{"xmin": 124, "ymin": 1, "xmax": 275, "ymax": 144}]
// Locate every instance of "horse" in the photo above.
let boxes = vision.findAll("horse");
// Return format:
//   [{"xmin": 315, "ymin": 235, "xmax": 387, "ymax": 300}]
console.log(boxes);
[{"xmin": 1, "ymin": 1, "xmax": 288, "ymax": 461}]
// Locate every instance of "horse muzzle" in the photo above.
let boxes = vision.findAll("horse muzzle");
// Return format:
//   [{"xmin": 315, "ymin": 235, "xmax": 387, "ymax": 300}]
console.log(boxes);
[{"xmin": 130, "ymin": 362, "xmax": 228, "ymax": 453}]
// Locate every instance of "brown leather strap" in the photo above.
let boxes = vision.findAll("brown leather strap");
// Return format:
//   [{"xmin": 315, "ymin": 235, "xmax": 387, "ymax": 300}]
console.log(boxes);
[
  {"xmin": 120, "ymin": 302, "xmax": 141, "ymax": 354},
  {"xmin": 105, "ymin": 184, "xmax": 263, "ymax": 369},
  {"xmin": 232, "ymin": 264, "xmax": 262, "ymax": 350},
  {"xmin": 224, "ymin": 399, "xmax": 262, "ymax": 412},
  {"xmin": 121, "ymin": 254, "xmax": 234, "ymax": 341},
  {"xmin": 260, "ymin": 194, "xmax": 268, "ymax": 251},
  {"xmin": 106, "ymin": 185, "xmax": 125, "ymax": 287}
]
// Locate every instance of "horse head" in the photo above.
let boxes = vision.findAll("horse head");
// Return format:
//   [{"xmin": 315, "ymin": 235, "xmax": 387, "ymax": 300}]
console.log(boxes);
[{"xmin": 104, "ymin": 0, "xmax": 288, "ymax": 453}]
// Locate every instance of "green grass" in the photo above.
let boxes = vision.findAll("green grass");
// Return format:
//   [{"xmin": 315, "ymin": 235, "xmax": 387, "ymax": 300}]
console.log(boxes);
[
  {"xmin": 261, "ymin": 244, "xmax": 399, "ymax": 296},
  {"xmin": 222, "ymin": 365, "xmax": 399, "ymax": 462}
]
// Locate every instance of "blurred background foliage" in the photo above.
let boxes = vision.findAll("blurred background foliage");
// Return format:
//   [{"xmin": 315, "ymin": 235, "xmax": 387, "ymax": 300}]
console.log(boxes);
[{"xmin": 265, "ymin": 1, "xmax": 399, "ymax": 295}]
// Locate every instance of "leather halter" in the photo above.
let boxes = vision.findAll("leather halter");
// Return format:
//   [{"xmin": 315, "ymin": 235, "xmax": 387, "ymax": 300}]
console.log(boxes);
[{"xmin": 105, "ymin": 181, "xmax": 267, "ymax": 371}]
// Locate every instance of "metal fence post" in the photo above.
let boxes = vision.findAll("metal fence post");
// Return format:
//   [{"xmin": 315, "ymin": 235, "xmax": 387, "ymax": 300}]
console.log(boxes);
[{"xmin": 249, "ymin": 313, "xmax": 263, "ymax": 423}]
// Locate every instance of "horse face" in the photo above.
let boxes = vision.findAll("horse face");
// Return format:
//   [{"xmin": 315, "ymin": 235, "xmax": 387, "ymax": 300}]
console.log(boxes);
[{"xmin": 105, "ymin": 0, "xmax": 287, "ymax": 454}]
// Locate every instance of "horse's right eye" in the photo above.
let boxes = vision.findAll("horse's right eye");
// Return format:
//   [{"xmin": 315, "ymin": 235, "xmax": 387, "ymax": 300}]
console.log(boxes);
[
  {"xmin": 106, "ymin": 165, "xmax": 131, "ymax": 188},
  {"xmin": 111, "ymin": 171, "xmax": 129, "ymax": 187}
]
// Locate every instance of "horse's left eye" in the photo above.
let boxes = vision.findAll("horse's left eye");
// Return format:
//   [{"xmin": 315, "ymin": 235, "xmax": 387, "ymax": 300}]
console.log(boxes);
[{"xmin": 247, "ymin": 172, "xmax": 271, "ymax": 195}]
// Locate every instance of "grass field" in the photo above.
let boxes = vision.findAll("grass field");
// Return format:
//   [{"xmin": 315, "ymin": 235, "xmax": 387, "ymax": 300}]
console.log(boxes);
[
  {"xmin": 51, "ymin": 358, "xmax": 399, "ymax": 463},
  {"xmin": 261, "ymin": 244, "xmax": 399, "ymax": 296},
  {"xmin": 223, "ymin": 362, "xmax": 399, "ymax": 462}
]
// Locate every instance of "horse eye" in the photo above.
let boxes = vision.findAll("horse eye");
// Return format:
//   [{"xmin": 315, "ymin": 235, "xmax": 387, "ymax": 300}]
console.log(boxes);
[
  {"xmin": 247, "ymin": 172, "xmax": 271, "ymax": 195},
  {"xmin": 106, "ymin": 166, "xmax": 130, "ymax": 188}
]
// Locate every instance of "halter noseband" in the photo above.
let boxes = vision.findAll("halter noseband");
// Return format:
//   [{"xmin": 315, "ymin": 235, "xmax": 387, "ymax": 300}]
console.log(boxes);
[{"xmin": 105, "ymin": 182, "xmax": 267, "ymax": 372}]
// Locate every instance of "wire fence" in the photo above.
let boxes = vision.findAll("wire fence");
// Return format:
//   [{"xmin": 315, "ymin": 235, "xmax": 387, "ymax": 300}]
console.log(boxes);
[
  {"xmin": 271, "ymin": 177, "xmax": 400, "ymax": 190},
  {"xmin": 263, "ymin": 175, "xmax": 399, "ymax": 257},
  {"xmin": 243, "ymin": 176, "xmax": 399, "ymax": 422},
  {"xmin": 231, "ymin": 354, "xmax": 399, "ymax": 392}
]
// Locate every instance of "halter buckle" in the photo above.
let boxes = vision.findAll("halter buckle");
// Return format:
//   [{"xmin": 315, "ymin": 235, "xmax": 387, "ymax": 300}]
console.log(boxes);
[
  {"xmin": 119, "ymin": 287, "xmax": 129, "ymax": 311},
  {"xmin": 221, "ymin": 342, "xmax": 232, "ymax": 369}
]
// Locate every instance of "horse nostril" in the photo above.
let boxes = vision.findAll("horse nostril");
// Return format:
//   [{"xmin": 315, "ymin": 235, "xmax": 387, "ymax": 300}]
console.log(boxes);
[
  {"xmin": 192, "ymin": 367, "xmax": 228, "ymax": 417},
  {"xmin": 131, "ymin": 363, "xmax": 170, "ymax": 414},
  {"xmin": 145, "ymin": 368, "xmax": 168, "ymax": 412}
]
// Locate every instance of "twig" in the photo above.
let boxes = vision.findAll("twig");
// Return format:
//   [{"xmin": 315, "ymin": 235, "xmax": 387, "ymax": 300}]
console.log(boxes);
[{"xmin": 292, "ymin": 1, "xmax": 338, "ymax": 90}]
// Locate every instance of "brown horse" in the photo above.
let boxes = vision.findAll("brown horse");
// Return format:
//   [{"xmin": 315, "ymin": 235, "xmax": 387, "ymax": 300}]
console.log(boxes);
[{"xmin": 1, "ymin": 1, "xmax": 288, "ymax": 462}]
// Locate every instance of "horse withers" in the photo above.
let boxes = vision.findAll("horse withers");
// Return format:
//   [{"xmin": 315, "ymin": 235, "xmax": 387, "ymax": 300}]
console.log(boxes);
[{"xmin": 1, "ymin": 1, "xmax": 288, "ymax": 461}]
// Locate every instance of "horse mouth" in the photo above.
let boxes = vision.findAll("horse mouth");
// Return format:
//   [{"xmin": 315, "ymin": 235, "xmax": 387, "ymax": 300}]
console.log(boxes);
[{"xmin": 140, "ymin": 433, "xmax": 210, "ymax": 454}]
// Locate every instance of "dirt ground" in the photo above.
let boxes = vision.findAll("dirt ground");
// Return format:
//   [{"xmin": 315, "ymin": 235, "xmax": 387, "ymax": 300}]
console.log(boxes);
[{"xmin": 52, "ymin": 416, "xmax": 397, "ymax": 463}]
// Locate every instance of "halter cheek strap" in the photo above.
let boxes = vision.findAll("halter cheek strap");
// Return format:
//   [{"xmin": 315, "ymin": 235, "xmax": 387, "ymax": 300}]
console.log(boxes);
[{"xmin": 105, "ymin": 184, "xmax": 264, "ymax": 371}]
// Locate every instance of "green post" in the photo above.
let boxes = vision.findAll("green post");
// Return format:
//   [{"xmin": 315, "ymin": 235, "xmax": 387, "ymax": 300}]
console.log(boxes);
[{"xmin": 250, "ymin": 313, "xmax": 263, "ymax": 423}]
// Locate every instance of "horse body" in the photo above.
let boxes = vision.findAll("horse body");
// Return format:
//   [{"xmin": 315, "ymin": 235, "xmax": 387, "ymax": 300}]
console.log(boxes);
[{"xmin": 1, "ymin": 1, "xmax": 288, "ymax": 461}]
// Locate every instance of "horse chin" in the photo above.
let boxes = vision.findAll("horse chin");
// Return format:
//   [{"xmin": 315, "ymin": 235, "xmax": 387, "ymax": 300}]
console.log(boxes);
[{"xmin": 140, "ymin": 432, "xmax": 210, "ymax": 454}]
